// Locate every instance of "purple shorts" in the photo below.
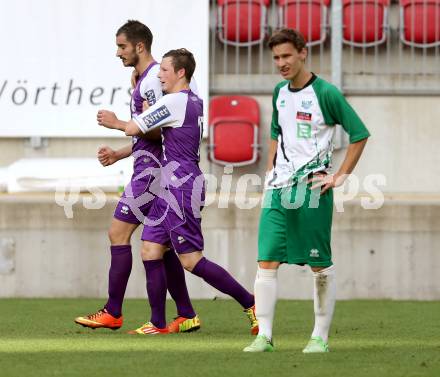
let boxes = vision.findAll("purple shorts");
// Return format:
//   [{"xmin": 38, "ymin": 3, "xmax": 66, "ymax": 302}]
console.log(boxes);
[
  {"xmin": 141, "ymin": 188, "xmax": 204, "ymax": 253},
  {"xmin": 113, "ymin": 175, "xmax": 154, "ymax": 224}
]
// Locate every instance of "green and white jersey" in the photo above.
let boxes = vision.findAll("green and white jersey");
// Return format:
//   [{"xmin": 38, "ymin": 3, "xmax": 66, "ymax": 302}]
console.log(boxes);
[{"xmin": 266, "ymin": 75, "xmax": 370, "ymax": 189}]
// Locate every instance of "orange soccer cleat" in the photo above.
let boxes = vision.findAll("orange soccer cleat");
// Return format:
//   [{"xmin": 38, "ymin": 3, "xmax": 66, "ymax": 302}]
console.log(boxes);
[
  {"xmin": 167, "ymin": 315, "xmax": 201, "ymax": 333},
  {"xmin": 74, "ymin": 308, "xmax": 123, "ymax": 330}
]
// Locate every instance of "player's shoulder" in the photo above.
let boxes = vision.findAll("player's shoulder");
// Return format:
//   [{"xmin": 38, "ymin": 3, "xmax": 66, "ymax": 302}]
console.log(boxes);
[
  {"xmin": 188, "ymin": 90, "xmax": 202, "ymax": 103},
  {"xmin": 147, "ymin": 63, "xmax": 160, "ymax": 77},
  {"xmin": 164, "ymin": 91, "xmax": 188, "ymax": 101},
  {"xmin": 312, "ymin": 76, "xmax": 343, "ymax": 98},
  {"xmin": 138, "ymin": 64, "xmax": 162, "ymax": 103},
  {"xmin": 139, "ymin": 64, "xmax": 160, "ymax": 85},
  {"xmin": 156, "ymin": 91, "xmax": 188, "ymax": 110},
  {"xmin": 274, "ymin": 80, "xmax": 289, "ymax": 92}
]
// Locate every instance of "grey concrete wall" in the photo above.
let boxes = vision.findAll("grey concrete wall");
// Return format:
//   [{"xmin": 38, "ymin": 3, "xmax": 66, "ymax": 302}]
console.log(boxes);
[{"xmin": 1, "ymin": 194, "xmax": 439, "ymax": 300}]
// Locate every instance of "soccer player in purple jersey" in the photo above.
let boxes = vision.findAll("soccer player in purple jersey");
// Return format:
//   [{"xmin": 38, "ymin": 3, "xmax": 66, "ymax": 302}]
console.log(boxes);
[
  {"xmin": 74, "ymin": 21, "xmax": 200, "ymax": 334},
  {"xmin": 114, "ymin": 48, "xmax": 258, "ymax": 335}
]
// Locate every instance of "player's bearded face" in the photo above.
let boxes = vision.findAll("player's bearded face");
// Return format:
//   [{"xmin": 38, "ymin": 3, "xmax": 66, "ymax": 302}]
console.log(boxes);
[
  {"xmin": 272, "ymin": 43, "xmax": 307, "ymax": 81},
  {"xmin": 116, "ymin": 34, "xmax": 139, "ymax": 67}
]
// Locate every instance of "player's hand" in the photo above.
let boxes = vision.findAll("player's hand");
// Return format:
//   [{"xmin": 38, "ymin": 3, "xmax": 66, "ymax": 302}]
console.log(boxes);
[
  {"xmin": 131, "ymin": 69, "xmax": 139, "ymax": 88},
  {"xmin": 97, "ymin": 110, "xmax": 117, "ymax": 129},
  {"xmin": 97, "ymin": 146, "xmax": 118, "ymax": 166},
  {"xmin": 309, "ymin": 173, "xmax": 346, "ymax": 195},
  {"xmin": 142, "ymin": 100, "xmax": 150, "ymax": 112}
]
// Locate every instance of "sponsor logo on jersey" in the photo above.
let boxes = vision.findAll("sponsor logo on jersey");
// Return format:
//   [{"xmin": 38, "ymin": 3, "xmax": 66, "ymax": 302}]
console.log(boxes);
[
  {"xmin": 121, "ymin": 205, "xmax": 129, "ymax": 215},
  {"xmin": 296, "ymin": 111, "xmax": 312, "ymax": 121},
  {"xmin": 310, "ymin": 249, "xmax": 320, "ymax": 258},
  {"xmin": 297, "ymin": 123, "xmax": 312, "ymax": 138},
  {"xmin": 145, "ymin": 90, "xmax": 156, "ymax": 105},
  {"xmin": 177, "ymin": 235, "xmax": 186, "ymax": 244},
  {"xmin": 141, "ymin": 105, "xmax": 171, "ymax": 128},
  {"xmin": 301, "ymin": 100, "xmax": 313, "ymax": 109}
]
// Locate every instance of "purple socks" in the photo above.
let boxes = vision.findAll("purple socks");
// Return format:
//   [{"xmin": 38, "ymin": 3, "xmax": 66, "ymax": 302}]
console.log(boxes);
[
  {"xmin": 105, "ymin": 245, "xmax": 132, "ymax": 318},
  {"xmin": 191, "ymin": 257, "xmax": 254, "ymax": 309},
  {"xmin": 143, "ymin": 259, "xmax": 167, "ymax": 328},
  {"xmin": 163, "ymin": 250, "xmax": 196, "ymax": 319}
]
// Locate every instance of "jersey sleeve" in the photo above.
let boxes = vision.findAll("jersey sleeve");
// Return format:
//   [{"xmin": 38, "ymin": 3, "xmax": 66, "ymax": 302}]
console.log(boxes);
[
  {"xmin": 270, "ymin": 82, "xmax": 284, "ymax": 140},
  {"xmin": 133, "ymin": 93, "xmax": 186, "ymax": 133},
  {"xmin": 320, "ymin": 84, "xmax": 370, "ymax": 143},
  {"xmin": 189, "ymin": 78, "xmax": 199, "ymax": 96},
  {"xmin": 139, "ymin": 65, "xmax": 163, "ymax": 106}
]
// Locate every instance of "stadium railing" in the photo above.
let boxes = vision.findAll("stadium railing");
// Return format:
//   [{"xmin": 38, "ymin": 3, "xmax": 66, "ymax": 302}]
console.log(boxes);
[{"xmin": 209, "ymin": 0, "xmax": 440, "ymax": 94}]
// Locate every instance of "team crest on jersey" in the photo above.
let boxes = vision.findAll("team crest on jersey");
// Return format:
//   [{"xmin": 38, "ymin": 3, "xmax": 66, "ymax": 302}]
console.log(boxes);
[
  {"xmin": 145, "ymin": 90, "xmax": 156, "ymax": 105},
  {"xmin": 301, "ymin": 100, "xmax": 313, "ymax": 110},
  {"xmin": 310, "ymin": 249, "xmax": 320, "ymax": 258},
  {"xmin": 280, "ymin": 99, "xmax": 286, "ymax": 108},
  {"xmin": 141, "ymin": 105, "xmax": 171, "ymax": 128}
]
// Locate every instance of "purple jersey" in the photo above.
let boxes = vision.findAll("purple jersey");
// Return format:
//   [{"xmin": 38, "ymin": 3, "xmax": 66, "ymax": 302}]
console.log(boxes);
[
  {"xmin": 130, "ymin": 62, "xmax": 163, "ymax": 175},
  {"xmin": 133, "ymin": 89, "xmax": 204, "ymax": 192}
]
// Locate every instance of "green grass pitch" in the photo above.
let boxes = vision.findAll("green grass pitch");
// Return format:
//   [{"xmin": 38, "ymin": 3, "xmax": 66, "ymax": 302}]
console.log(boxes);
[{"xmin": 0, "ymin": 299, "xmax": 439, "ymax": 377}]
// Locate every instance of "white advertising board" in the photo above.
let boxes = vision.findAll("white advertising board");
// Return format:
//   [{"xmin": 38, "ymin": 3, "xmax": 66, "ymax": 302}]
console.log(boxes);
[{"xmin": 0, "ymin": 0, "xmax": 209, "ymax": 137}]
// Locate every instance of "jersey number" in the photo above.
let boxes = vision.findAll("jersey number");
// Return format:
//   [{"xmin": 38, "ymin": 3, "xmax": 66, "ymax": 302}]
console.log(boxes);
[{"xmin": 197, "ymin": 116, "xmax": 204, "ymax": 157}]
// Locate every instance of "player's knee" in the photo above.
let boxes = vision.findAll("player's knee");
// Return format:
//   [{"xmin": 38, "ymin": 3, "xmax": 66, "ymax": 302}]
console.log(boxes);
[
  {"xmin": 140, "ymin": 242, "xmax": 164, "ymax": 260},
  {"xmin": 140, "ymin": 244, "xmax": 151, "ymax": 260},
  {"xmin": 258, "ymin": 261, "xmax": 280, "ymax": 270},
  {"xmin": 108, "ymin": 226, "xmax": 129, "ymax": 245},
  {"xmin": 179, "ymin": 252, "xmax": 202, "ymax": 272},
  {"xmin": 180, "ymin": 259, "xmax": 195, "ymax": 272},
  {"xmin": 108, "ymin": 227, "xmax": 117, "ymax": 243},
  {"xmin": 311, "ymin": 265, "xmax": 332, "ymax": 273}
]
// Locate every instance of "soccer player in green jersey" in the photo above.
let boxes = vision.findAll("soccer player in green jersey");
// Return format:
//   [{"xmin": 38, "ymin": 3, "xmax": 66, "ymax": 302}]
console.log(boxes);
[{"xmin": 243, "ymin": 29, "xmax": 370, "ymax": 353}]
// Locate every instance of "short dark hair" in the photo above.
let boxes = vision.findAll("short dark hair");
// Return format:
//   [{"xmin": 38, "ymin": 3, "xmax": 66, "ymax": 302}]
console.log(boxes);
[
  {"xmin": 163, "ymin": 48, "xmax": 196, "ymax": 82},
  {"xmin": 116, "ymin": 20, "xmax": 153, "ymax": 53},
  {"xmin": 268, "ymin": 28, "xmax": 306, "ymax": 52}
]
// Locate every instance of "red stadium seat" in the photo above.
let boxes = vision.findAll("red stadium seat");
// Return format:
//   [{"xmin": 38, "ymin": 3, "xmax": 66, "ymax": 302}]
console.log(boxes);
[
  {"xmin": 217, "ymin": 0, "xmax": 270, "ymax": 46},
  {"xmin": 277, "ymin": 0, "xmax": 331, "ymax": 46},
  {"xmin": 208, "ymin": 96, "xmax": 260, "ymax": 166},
  {"xmin": 400, "ymin": 0, "xmax": 440, "ymax": 47},
  {"xmin": 343, "ymin": 0, "xmax": 390, "ymax": 47}
]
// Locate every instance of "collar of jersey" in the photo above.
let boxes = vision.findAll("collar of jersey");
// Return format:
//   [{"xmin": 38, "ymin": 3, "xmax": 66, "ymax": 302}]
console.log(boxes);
[
  {"xmin": 288, "ymin": 73, "xmax": 317, "ymax": 93},
  {"xmin": 140, "ymin": 61, "xmax": 158, "ymax": 79}
]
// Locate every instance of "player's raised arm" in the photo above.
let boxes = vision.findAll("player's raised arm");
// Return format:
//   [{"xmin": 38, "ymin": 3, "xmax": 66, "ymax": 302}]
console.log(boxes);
[
  {"xmin": 97, "ymin": 110, "xmax": 131, "ymax": 132},
  {"xmin": 125, "ymin": 94, "xmax": 182, "ymax": 136}
]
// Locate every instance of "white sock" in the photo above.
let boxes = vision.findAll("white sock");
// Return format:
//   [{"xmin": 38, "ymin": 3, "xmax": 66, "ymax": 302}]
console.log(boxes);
[
  {"xmin": 254, "ymin": 267, "xmax": 278, "ymax": 341},
  {"xmin": 311, "ymin": 265, "xmax": 336, "ymax": 343}
]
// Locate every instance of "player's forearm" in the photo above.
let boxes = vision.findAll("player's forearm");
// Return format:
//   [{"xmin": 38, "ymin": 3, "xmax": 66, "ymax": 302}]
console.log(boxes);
[
  {"xmin": 110, "ymin": 119, "xmax": 130, "ymax": 132},
  {"xmin": 114, "ymin": 144, "xmax": 133, "ymax": 160},
  {"xmin": 335, "ymin": 137, "xmax": 368, "ymax": 178},
  {"xmin": 266, "ymin": 139, "xmax": 278, "ymax": 172},
  {"xmin": 125, "ymin": 120, "xmax": 143, "ymax": 136}
]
